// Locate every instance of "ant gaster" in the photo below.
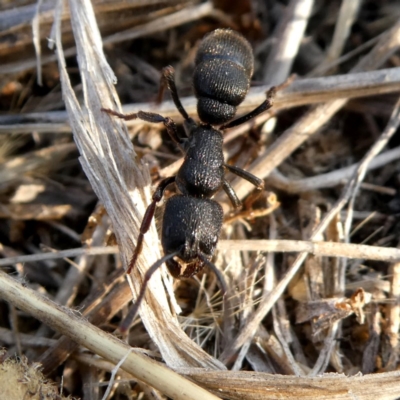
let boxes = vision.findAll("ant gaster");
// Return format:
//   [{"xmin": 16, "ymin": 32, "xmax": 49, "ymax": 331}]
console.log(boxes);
[{"xmin": 102, "ymin": 29, "xmax": 277, "ymax": 329}]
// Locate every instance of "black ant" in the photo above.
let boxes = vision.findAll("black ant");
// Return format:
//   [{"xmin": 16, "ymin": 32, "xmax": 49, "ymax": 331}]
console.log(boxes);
[{"xmin": 102, "ymin": 29, "xmax": 278, "ymax": 330}]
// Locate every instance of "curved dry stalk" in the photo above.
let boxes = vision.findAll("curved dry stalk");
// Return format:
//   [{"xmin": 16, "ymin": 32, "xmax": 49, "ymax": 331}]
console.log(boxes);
[
  {"xmin": 0, "ymin": 271, "xmax": 220, "ymax": 400},
  {"xmin": 51, "ymin": 0, "xmax": 224, "ymax": 370}
]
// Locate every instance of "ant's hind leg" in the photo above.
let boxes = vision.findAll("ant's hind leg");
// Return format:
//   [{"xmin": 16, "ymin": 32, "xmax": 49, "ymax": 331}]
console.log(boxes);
[
  {"xmin": 220, "ymin": 75, "xmax": 295, "ymax": 130},
  {"xmin": 220, "ymin": 87, "xmax": 276, "ymax": 130},
  {"xmin": 158, "ymin": 65, "xmax": 190, "ymax": 120},
  {"xmin": 127, "ymin": 176, "xmax": 175, "ymax": 274}
]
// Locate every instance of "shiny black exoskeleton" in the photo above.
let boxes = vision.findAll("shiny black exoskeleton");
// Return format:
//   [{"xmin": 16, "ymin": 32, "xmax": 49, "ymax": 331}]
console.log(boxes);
[
  {"xmin": 102, "ymin": 29, "xmax": 277, "ymax": 326},
  {"xmin": 176, "ymin": 123, "xmax": 224, "ymax": 199},
  {"xmin": 162, "ymin": 196, "xmax": 223, "ymax": 279},
  {"xmin": 194, "ymin": 29, "xmax": 254, "ymax": 125}
]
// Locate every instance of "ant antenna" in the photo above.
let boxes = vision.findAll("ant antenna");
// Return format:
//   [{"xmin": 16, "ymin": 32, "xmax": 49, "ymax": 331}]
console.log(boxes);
[{"xmin": 120, "ymin": 250, "xmax": 180, "ymax": 333}]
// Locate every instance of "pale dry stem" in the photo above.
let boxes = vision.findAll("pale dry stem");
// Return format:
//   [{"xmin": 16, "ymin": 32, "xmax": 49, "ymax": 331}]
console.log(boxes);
[
  {"xmin": 2, "ymin": 67, "xmax": 400, "ymax": 134},
  {"xmin": 56, "ymin": 0, "xmax": 225, "ymax": 371},
  {"xmin": 311, "ymin": 0, "xmax": 362, "ymax": 76},
  {"xmin": 4, "ymin": 239, "xmax": 400, "ymax": 266},
  {"xmin": 263, "ymin": 0, "xmax": 314, "ymax": 84}
]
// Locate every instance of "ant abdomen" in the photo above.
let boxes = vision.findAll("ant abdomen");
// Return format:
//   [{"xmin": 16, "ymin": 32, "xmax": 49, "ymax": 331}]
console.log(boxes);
[{"xmin": 193, "ymin": 29, "xmax": 254, "ymax": 125}]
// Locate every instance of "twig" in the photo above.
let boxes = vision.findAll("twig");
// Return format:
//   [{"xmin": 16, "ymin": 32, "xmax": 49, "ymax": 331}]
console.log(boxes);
[
  {"xmin": 311, "ymin": 0, "xmax": 361, "ymax": 76},
  {"xmin": 343, "ymin": 95, "xmax": 400, "ymax": 238},
  {"xmin": 263, "ymin": 0, "xmax": 314, "ymax": 85},
  {"xmin": 267, "ymin": 144, "xmax": 400, "ymax": 192},
  {"xmin": 0, "ymin": 2, "xmax": 215, "ymax": 75},
  {"xmin": 2, "ymin": 67, "xmax": 400, "ymax": 134},
  {"xmin": 272, "ymin": 301, "xmax": 303, "ymax": 376},
  {"xmin": 102, "ymin": 348, "xmax": 133, "ymax": 400},
  {"xmin": 177, "ymin": 368, "xmax": 400, "ymax": 399},
  {"xmin": 4, "ymin": 239, "xmax": 400, "ymax": 267},
  {"xmin": 0, "ymin": 245, "xmax": 119, "ymax": 266},
  {"xmin": 384, "ymin": 259, "xmax": 400, "ymax": 370},
  {"xmin": 103, "ymin": 2, "xmax": 214, "ymax": 46}
]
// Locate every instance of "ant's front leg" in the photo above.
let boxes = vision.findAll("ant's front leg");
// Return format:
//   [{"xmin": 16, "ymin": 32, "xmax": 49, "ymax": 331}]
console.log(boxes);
[
  {"xmin": 224, "ymin": 164, "xmax": 265, "ymax": 193},
  {"xmin": 101, "ymin": 108, "xmax": 185, "ymax": 151},
  {"xmin": 127, "ymin": 176, "xmax": 175, "ymax": 274},
  {"xmin": 222, "ymin": 179, "xmax": 241, "ymax": 209},
  {"xmin": 224, "ymin": 164, "xmax": 265, "ymax": 210}
]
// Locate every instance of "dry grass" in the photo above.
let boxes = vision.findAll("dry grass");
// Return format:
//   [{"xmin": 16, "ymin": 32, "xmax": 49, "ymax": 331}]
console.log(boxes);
[{"xmin": 1, "ymin": 0, "xmax": 400, "ymax": 399}]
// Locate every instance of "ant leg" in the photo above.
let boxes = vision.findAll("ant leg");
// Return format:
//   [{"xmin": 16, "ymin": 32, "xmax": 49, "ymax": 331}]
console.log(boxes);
[
  {"xmin": 220, "ymin": 86, "xmax": 276, "ymax": 130},
  {"xmin": 225, "ymin": 164, "xmax": 265, "ymax": 209},
  {"xmin": 224, "ymin": 164, "xmax": 265, "ymax": 192},
  {"xmin": 127, "ymin": 176, "xmax": 175, "ymax": 274},
  {"xmin": 101, "ymin": 108, "xmax": 185, "ymax": 151},
  {"xmin": 120, "ymin": 250, "xmax": 180, "ymax": 332},
  {"xmin": 221, "ymin": 75, "xmax": 295, "ymax": 130},
  {"xmin": 222, "ymin": 179, "xmax": 241, "ymax": 209},
  {"xmin": 101, "ymin": 107, "xmax": 140, "ymax": 121},
  {"xmin": 159, "ymin": 66, "xmax": 190, "ymax": 120},
  {"xmin": 198, "ymin": 254, "xmax": 233, "ymax": 342}
]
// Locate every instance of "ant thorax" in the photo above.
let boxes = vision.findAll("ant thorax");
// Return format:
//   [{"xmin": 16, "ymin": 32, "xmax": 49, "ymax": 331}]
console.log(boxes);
[{"xmin": 176, "ymin": 125, "xmax": 224, "ymax": 198}]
